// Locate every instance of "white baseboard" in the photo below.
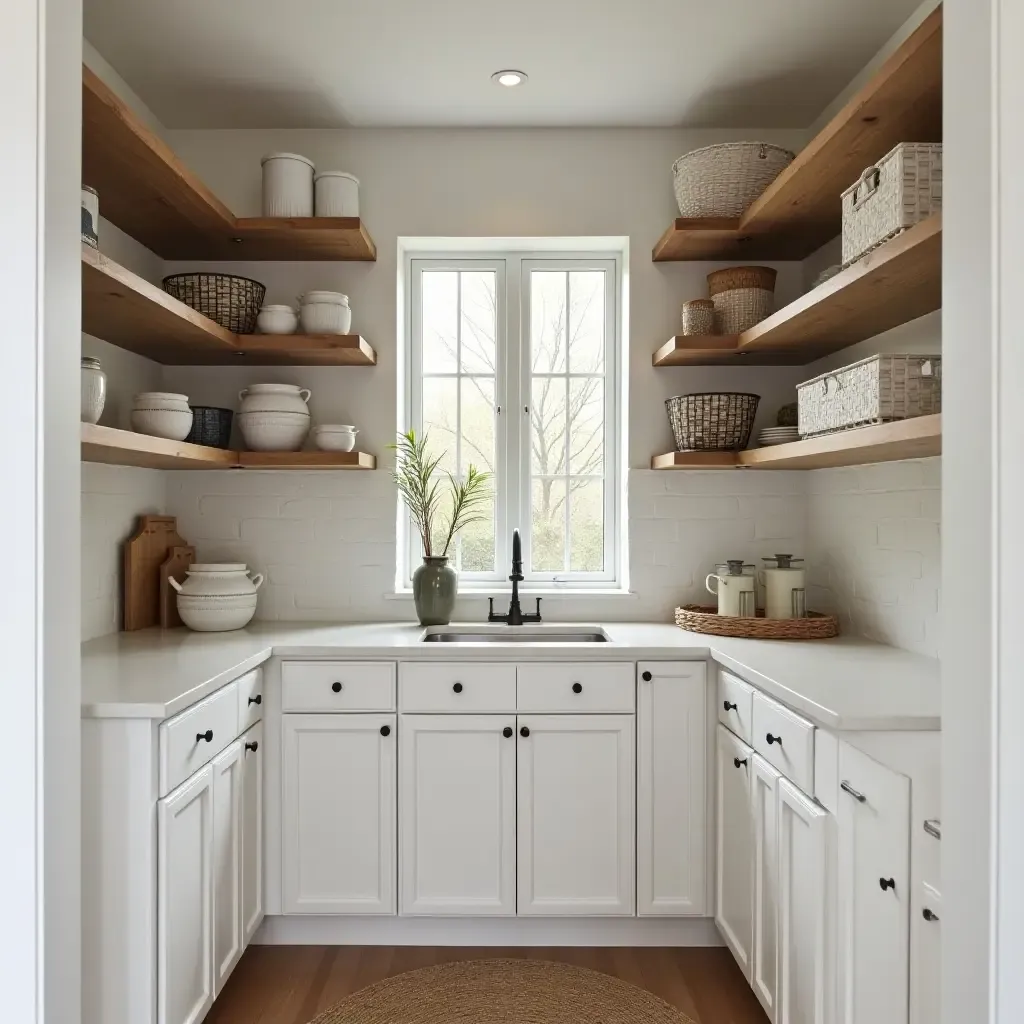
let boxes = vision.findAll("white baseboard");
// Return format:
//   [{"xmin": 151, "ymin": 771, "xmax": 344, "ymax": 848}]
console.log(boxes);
[{"xmin": 254, "ymin": 915, "xmax": 722, "ymax": 947}]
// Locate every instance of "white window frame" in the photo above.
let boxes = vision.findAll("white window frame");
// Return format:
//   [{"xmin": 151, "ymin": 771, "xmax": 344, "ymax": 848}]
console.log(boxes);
[{"xmin": 401, "ymin": 246, "xmax": 624, "ymax": 591}]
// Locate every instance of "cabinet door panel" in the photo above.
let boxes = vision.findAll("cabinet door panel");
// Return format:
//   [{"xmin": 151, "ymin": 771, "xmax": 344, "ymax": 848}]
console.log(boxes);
[
  {"xmin": 240, "ymin": 722, "xmax": 264, "ymax": 944},
  {"xmin": 400, "ymin": 714, "xmax": 516, "ymax": 915},
  {"xmin": 158, "ymin": 767, "xmax": 214, "ymax": 1024},
  {"xmin": 637, "ymin": 661, "xmax": 707, "ymax": 915},
  {"xmin": 211, "ymin": 740, "xmax": 243, "ymax": 993},
  {"xmin": 283, "ymin": 713, "xmax": 396, "ymax": 914},
  {"xmin": 751, "ymin": 754, "xmax": 781, "ymax": 1021},
  {"xmin": 837, "ymin": 743, "xmax": 911, "ymax": 1024},
  {"xmin": 715, "ymin": 724, "xmax": 755, "ymax": 977},
  {"xmin": 778, "ymin": 778, "xmax": 827, "ymax": 1024},
  {"xmin": 517, "ymin": 714, "xmax": 635, "ymax": 916}
]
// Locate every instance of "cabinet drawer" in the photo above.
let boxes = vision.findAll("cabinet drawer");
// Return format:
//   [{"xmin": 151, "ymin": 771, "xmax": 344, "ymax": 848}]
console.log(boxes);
[
  {"xmin": 282, "ymin": 661, "xmax": 396, "ymax": 712},
  {"xmin": 517, "ymin": 663, "xmax": 635, "ymax": 713},
  {"xmin": 160, "ymin": 682, "xmax": 239, "ymax": 796},
  {"xmin": 399, "ymin": 663, "xmax": 516, "ymax": 712},
  {"xmin": 752, "ymin": 691, "xmax": 815, "ymax": 792},
  {"xmin": 236, "ymin": 668, "xmax": 264, "ymax": 731},
  {"xmin": 717, "ymin": 670, "xmax": 754, "ymax": 743}
]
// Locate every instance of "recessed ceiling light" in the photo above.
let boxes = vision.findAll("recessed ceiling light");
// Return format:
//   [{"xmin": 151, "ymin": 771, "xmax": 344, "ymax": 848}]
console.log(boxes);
[{"xmin": 492, "ymin": 70, "xmax": 527, "ymax": 87}]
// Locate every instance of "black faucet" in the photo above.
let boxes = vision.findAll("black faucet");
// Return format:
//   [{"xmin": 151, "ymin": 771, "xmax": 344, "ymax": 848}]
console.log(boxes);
[{"xmin": 488, "ymin": 529, "xmax": 542, "ymax": 625}]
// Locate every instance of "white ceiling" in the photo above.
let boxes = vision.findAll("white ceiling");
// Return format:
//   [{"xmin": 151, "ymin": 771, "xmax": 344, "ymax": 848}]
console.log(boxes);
[{"xmin": 84, "ymin": 0, "xmax": 923, "ymax": 129}]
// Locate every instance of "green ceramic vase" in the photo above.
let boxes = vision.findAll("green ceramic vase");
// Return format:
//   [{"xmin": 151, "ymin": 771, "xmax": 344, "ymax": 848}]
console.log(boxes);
[{"xmin": 412, "ymin": 556, "xmax": 457, "ymax": 626}]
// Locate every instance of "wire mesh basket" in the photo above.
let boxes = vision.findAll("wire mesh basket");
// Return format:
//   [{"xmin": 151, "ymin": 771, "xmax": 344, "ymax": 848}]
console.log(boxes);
[{"xmin": 163, "ymin": 273, "xmax": 266, "ymax": 334}]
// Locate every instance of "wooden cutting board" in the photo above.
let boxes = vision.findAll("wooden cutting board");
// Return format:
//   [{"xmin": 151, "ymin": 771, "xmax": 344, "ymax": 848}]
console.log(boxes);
[
  {"xmin": 123, "ymin": 515, "xmax": 188, "ymax": 630},
  {"xmin": 159, "ymin": 545, "xmax": 196, "ymax": 628}
]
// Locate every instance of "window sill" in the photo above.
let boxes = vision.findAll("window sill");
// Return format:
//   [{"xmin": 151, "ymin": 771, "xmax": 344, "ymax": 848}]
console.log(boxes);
[{"xmin": 385, "ymin": 587, "xmax": 638, "ymax": 601}]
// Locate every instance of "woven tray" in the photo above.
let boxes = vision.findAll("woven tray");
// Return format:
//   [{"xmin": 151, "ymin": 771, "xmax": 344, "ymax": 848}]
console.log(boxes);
[{"xmin": 674, "ymin": 605, "xmax": 839, "ymax": 640}]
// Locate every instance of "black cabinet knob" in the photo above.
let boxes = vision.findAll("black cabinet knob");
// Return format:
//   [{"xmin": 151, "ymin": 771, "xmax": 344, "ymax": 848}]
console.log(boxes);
[
  {"xmin": 196, "ymin": 730, "xmax": 213, "ymax": 744},
  {"xmin": 331, "ymin": 681, "xmax": 342, "ymax": 693},
  {"xmin": 879, "ymin": 877, "xmax": 896, "ymax": 892},
  {"xmin": 503, "ymin": 727, "xmax": 514, "ymax": 738},
  {"xmin": 572, "ymin": 682, "xmax": 583, "ymax": 693},
  {"xmin": 248, "ymin": 694, "xmax": 262, "ymax": 706},
  {"xmin": 245, "ymin": 741, "xmax": 258, "ymax": 753},
  {"xmin": 723, "ymin": 700, "xmax": 737, "ymax": 711},
  {"xmin": 734, "ymin": 756, "xmax": 748, "ymax": 768},
  {"xmin": 923, "ymin": 908, "xmax": 939, "ymax": 922},
  {"xmin": 766, "ymin": 732, "xmax": 782, "ymax": 746},
  {"xmin": 520, "ymin": 726, "xmax": 530, "ymax": 737},
  {"xmin": 641, "ymin": 671, "xmax": 652, "ymax": 682},
  {"xmin": 380, "ymin": 725, "xmax": 391, "ymax": 737},
  {"xmin": 452, "ymin": 682, "xmax": 463, "ymax": 693}
]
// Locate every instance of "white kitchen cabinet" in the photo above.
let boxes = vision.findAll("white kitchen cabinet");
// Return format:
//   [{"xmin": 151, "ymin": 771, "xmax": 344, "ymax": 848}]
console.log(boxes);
[
  {"xmin": 751, "ymin": 754, "xmax": 781, "ymax": 1021},
  {"xmin": 912, "ymin": 883, "xmax": 941, "ymax": 1024},
  {"xmin": 157, "ymin": 766, "xmax": 215, "ymax": 1024},
  {"xmin": 637, "ymin": 661, "xmax": 707, "ymax": 916},
  {"xmin": 715, "ymin": 723, "xmax": 755, "ymax": 977},
  {"xmin": 211, "ymin": 739, "xmax": 243, "ymax": 993},
  {"xmin": 282, "ymin": 713, "xmax": 396, "ymax": 914},
  {"xmin": 517, "ymin": 714, "xmax": 635, "ymax": 916},
  {"xmin": 836, "ymin": 742, "xmax": 911, "ymax": 1024},
  {"xmin": 240, "ymin": 722, "xmax": 264, "ymax": 944},
  {"xmin": 400, "ymin": 713, "xmax": 516, "ymax": 915},
  {"xmin": 778, "ymin": 777, "xmax": 828, "ymax": 1024}
]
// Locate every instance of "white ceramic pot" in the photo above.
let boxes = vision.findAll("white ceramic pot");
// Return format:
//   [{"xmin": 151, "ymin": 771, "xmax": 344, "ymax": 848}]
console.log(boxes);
[
  {"xmin": 256, "ymin": 304, "xmax": 298, "ymax": 335},
  {"xmin": 130, "ymin": 392, "xmax": 193, "ymax": 440},
  {"xmin": 238, "ymin": 383, "xmax": 312, "ymax": 415},
  {"xmin": 260, "ymin": 152, "xmax": 314, "ymax": 217},
  {"xmin": 81, "ymin": 356, "xmax": 106, "ymax": 424},
  {"xmin": 299, "ymin": 291, "xmax": 352, "ymax": 334},
  {"xmin": 238, "ymin": 412, "xmax": 310, "ymax": 451},
  {"xmin": 169, "ymin": 563, "xmax": 264, "ymax": 632},
  {"xmin": 314, "ymin": 171, "xmax": 359, "ymax": 216},
  {"xmin": 313, "ymin": 424, "xmax": 358, "ymax": 452}
]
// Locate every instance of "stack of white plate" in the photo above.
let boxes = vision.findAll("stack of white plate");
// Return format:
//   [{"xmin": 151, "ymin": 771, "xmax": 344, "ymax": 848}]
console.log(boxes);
[{"xmin": 757, "ymin": 426, "xmax": 800, "ymax": 447}]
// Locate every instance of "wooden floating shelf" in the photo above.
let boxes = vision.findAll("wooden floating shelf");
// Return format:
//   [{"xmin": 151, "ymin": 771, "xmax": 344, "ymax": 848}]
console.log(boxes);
[
  {"xmin": 82, "ymin": 246, "xmax": 377, "ymax": 366},
  {"xmin": 82, "ymin": 424, "xmax": 377, "ymax": 471},
  {"xmin": 652, "ymin": 215, "xmax": 941, "ymax": 365},
  {"xmin": 82, "ymin": 65, "xmax": 376, "ymax": 261},
  {"xmin": 653, "ymin": 7, "xmax": 942, "ymax": 262},
  {"xmin": 651, "ymin": 415, "xmax": 941, "ymax": 471}
]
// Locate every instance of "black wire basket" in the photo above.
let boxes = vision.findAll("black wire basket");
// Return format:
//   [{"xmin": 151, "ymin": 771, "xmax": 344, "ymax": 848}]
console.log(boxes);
[
  {"xmin": 162, "ymin": 273, "xmax": 266, "ymax": 334},
  {"xmin": 665, "ymin": 392, "xmax": 760, "ymax": 451},
  {"xmin": 184, "ymin": 407, "xmax": 234, "ymax": 449}
]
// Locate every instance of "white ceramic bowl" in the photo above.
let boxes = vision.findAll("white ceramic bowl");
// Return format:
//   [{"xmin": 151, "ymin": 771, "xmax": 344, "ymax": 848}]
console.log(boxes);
[
  {"xmin": 313, "ymin": 425, "xmax": 358, "ymax": 452},
  {"xmin": 238, "ymin": 411, "xmax": 310, "ymax": 451},
  {"xmin": 299, "ymin": 291, "xmax": 352, "ymax": 334},
  {"xmin": 130, "ymin": 393, "xmax": 193, "ymax": 441},
  {"xmin": 256, "ymin": 305, "xmax": 298, "ymax": 335}
]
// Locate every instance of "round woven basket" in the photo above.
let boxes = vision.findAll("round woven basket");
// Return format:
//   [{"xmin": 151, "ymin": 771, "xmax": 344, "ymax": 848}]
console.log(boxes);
[
  {"xmin": 675, "ymin": 605, "xmax": 839, "ymax": 640},
  {"xmin": 707, "ymin": 266, "xmax": 777, "ymax": 334},
  {"xmin": 163, "ymin": 272, "xmax": 266, "ymax": 334},
  {"xmin": 680, "ymin": 298, "xmax": 716, "ymax": 336},
  {"xmin": 671, "ymin": 142, "xmax": 795, "ymax": 218},
  {"xmin": 665, "ymin": 392, "xmax": 759, "ymax": 451}
]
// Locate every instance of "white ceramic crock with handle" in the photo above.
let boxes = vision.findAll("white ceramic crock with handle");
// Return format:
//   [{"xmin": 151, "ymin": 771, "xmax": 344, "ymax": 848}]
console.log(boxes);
[
  {"xmin": 169, "ymin": 563, "xmax": 264, "ymax": 632},
  {"xmin": 237, "ymin": 383, "xmax": 312, "ymax": 451}
]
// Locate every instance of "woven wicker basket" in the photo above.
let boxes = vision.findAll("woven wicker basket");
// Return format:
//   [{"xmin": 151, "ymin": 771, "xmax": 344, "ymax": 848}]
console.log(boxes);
[
  {"xmin": 666, "ymin": 392, "xmax": 759, "ymax": 451},
  {"xmin": 707, "ymin": 266, "xmax": 776, "ymax": 334},
  {"xmin": 675, "ymin": 605, "xmax": 839, "ymax": 640},
  {"xmin": 680, "ymin": 299, "xmax": 716, "ymax": 336},
  {"xmin": 163, "ymin": 273, "xmax": 266, "ymax": 334},
  {"xmin": 672, "ymin": 142, "xmax": 795, "ymax": 218}
]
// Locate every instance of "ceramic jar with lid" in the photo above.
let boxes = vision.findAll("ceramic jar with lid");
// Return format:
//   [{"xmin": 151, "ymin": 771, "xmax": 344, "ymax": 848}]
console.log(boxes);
[
  {"xmin": 130, "ymin": 392, "xmax": 193, "ymax": 440},
  {"xmin": 758, "ymin": 553, "xmax": 807, "ymax": 619},
  {"xmin": 706, "ymin": 559, "xmax": 756, "ymax": 617},
  {"xmin": 298, "ymin": 291, "xmax": 352, "ymax": 334},
  {"xmin": 81, "ymin": 356, "xmax": 106, "ymax": 424},
  {"xmin": 169, "ymin": 563, "xmax": 264, "ymax": 632},
  {"xmin": 260, "ymin": 152, "xmax": 314, "ymax": 217},
  {"xmin": 237, "ymin": 383, "xmax": 312, "ymax": 451},
  {"xmin": 314, "ymin": 171, "xmax": 360, "ymax": 216}
]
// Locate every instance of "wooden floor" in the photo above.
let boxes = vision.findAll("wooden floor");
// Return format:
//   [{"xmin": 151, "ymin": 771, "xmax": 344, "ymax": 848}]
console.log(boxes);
[{"xmin": 206, "ymin": 945, "xmax": 768, "ymax": 1024}]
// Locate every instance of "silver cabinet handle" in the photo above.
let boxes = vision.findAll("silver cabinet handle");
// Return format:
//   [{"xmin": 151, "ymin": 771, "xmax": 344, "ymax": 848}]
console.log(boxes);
[
  {"xmin": 924, "ymin": 819, "xmax": 941, "ymax": 840},
  {"xmin": 840, "ymin": 780, "xmax": 867, "ymax": 803}
]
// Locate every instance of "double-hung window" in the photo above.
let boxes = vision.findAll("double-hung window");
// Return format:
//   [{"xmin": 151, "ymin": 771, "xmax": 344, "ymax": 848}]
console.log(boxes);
[{"xmin": 404, "ymin": 248, "xmax": 622, "ymax": 589}]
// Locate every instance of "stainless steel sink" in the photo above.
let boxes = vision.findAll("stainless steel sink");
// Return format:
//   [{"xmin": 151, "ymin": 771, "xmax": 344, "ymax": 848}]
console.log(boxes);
[{"xmin": 422, "ymin": 630, "xmax": 608, "ymax": 643}]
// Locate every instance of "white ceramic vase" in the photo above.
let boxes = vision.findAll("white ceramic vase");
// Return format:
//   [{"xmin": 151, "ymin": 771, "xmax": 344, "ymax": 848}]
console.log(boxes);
[
  {"xmin": 237, "ymin": 383, "xmax": 311, "ymax": 451},
  {"xmin": 81, "ymin": 356, "xmax": 106, "ymax": 424},
  {"xmin": 130, "ymin": 392, "xmax": 193, "ymax": 440},
  {"xmin": 169, "ymin": 563, "xmax": 264, "ymax": 632}
]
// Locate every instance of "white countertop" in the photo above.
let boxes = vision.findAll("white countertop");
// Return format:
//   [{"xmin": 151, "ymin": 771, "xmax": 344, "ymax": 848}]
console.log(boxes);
[{"xmin": 81, "ymin": 621, "xmax": 940, "ymax": 732}]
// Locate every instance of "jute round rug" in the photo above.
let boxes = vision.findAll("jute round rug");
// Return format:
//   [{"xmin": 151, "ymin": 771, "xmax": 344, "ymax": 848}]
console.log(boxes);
[{"xmin": 308, "ymin": 958, "xmax": 697, "ymax": 1024}]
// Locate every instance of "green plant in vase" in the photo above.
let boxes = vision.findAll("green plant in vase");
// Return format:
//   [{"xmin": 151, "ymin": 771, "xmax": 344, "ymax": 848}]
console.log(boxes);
[{"xmin": 391, "ymin": 429, "xmax": 491, "ymax": 626}]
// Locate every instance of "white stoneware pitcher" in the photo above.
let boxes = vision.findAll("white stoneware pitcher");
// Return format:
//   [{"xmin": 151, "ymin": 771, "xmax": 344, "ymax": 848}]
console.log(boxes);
[
  {"xmin": 757, "ymin": 553, "xmax": 807, "ymax": 619},
  {"xmin": 706, "ymin": 560, "xmax": 756, "ymax": 617}
]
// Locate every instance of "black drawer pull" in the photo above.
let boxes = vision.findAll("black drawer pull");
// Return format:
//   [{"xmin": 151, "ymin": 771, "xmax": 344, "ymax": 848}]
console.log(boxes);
[
  {"xmin": 879, "ymin": 877, "xmax": 896, "ymax": 893},
  {"xmin": 723, "ymin": 700, "xmax": 737, "ymax": 711},
  {"xmin": 734, "ymin": 757, "xmax": 748, "ymax": 769},
  {"xmin": 380, "ymin": 725, "xmax": 391, "ymax": 737},
  {"xmin": 572, "ymin": 682, "xmax": 583, "ymax": 693},
  {"xmin": 503, "ymin": 726, "xmax": 513, "ymax": 738},
  {"xmin": 923, "ymin": 908, "xmax": 939, "ymax": 922},
  {"xmin": 196, "ymin": 730, "xmax": 213, "ymax": 744},
  {"xmin": 520, "ymin": 726, "xmax": 530, "ymax": 738},
  {"xmin": 841, "ymin": 780, "xmax": 867, "ymax": 803},
  {"xmin": 331, "ymin": 681, "xmax": 342, "ymax": 693},
  {"xmin": 453, "ymin": 682, "xmax": 463, "ymax": 693},
  {"xmin": 766, "ymin": 732, "xmax": 782, "ymax": 746},
  {"xmin": 641, "ymin": 671, "xmax": 652, "ymax": 682},
  {"xmin": 245, "ymin": 741, "xmax": 258, "ymax": 753},
  {"xmin": 248, "ymin": 694, "xmax": 262, "ymax": 706}
]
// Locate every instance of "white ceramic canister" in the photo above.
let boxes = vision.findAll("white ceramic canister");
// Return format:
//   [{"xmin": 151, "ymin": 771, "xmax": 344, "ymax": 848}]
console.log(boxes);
[
  {"xmin": 260, "ymin": 152, "xmax": 315, "ymax": 217},
  {"xmin": 757, "ymin": 554, "xmax": 807, "ymax": 619},
  {"xmin": 169, "ymin": 563, "xmax": 264, "ymax": 632},
  {"xmin": 130, "ymin": 391, "xmax": 193, "ymax": 440},
  {"xmin": 705, "ymin": 559, "xmax": 756, "ymax": 617},
  {"xmin": 81, "ymin": 356, "xmax": 106, "ymax": 424},
  {"xmin": 237, "ymin": 383, "xmax": 312, "ymax": 451},
  {"xmin": 256, "ymin": 304, "xmax": 299, "ymax": 335},
  {"xmin": 81, "ymin": 185, "xmax": 99, "ymax": 248},
  {"xmin": 298, "ymin": 290, "xmax": 352, "ymax": 334},
  {"xmin": 314, "ymin": 171, "xmax": 360, "ymax": 217},
  {"xmin": 313, "ymin": 424, "xmax": 358, "ymax": 452}
]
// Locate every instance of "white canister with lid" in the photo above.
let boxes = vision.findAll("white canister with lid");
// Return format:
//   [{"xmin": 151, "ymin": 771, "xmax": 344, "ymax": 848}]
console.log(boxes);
[
  {"xmin": 758, "ymin": 554, "xmax": 807, "ymax": 619},
  {"xmin": 169, "ymin": 563, "xmax": 264, "ymax": 632},
  {"xmin": 261, "ymin": 152, "xmax": 315, "ymax": 217},
  {"xmin": 705, "ymin": 560, "xmax": 756, "ymax": 617},
  {"xmin": 81, "ymin": 356, "xmax": 106, "ymax": 423},
  {"xmin": 314, "ymin": 171, "xmax": 360, "ymax": 217},
  {"xmin": 299, "ymin": 290, "xmax": 352, "ymax": 334}
]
